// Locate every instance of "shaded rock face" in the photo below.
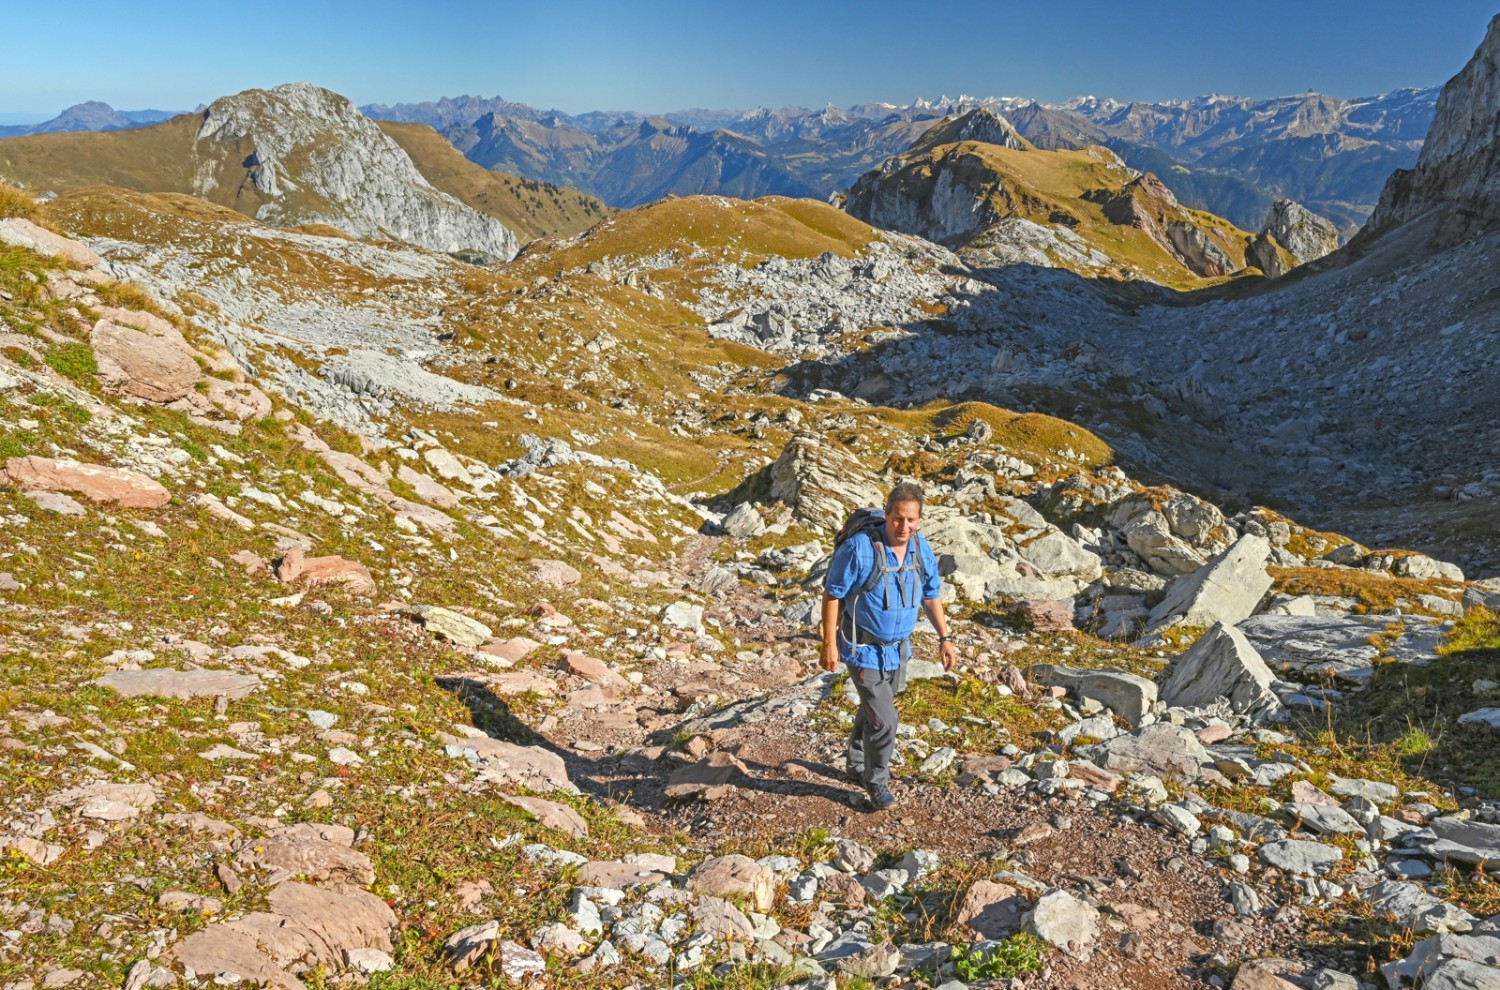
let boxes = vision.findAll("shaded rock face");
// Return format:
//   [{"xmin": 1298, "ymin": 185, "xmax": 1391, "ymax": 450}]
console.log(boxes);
[
  {"xmin": 1367, "ymin": 14, "xmax": 1500, "ymax": 247},
  {"xmin": 195, "ymin": 83, "xmax": 519, "ymax": 260},
  {"xmin": 1261, "ymin": 199, "xmax": 1339, "ymax": 264},
  {"xmin": 1245, "ymin": 231, "xmax": 1288, "ymax": 277}
]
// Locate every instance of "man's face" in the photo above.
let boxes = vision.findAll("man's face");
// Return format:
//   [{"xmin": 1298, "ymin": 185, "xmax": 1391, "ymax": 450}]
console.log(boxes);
[{"xmin": 885, "ymin": 499, "xmax": 921, "ymax": 546}]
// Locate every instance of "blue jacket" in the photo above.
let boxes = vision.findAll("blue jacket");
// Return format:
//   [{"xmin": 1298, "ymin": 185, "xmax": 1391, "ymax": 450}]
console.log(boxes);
[{"xmin": 824, "ymin": 531, "xmax": 941, "ymax": 670}]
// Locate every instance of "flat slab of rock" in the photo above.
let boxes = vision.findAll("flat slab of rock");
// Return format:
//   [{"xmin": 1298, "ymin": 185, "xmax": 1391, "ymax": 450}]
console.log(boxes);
[
  {"xmin": 559, "ymin": 651, "xmax": 629, "ymax": 694},
  {"xmin": 533, "ymin": 559, "xmax": 582, "ymax": 588},
  {"xmin": 575, "ymin": 859, "xmax": 670, "ymax": 890},
  {"xmin": 171, "ymin": 881, "xmax": 395, "ymax": 986},
  {"xmin": 1425, "ymin": 817, "xmax": 1500, "ymax": 868},
  {"xmin": 442, "ymin": 734, "xmax": 574, "ymax": 793},
  {"xmin": 95, "ymin": 668, "xmax": 259, "ymax": 700},
  {"xmin": 1160, "ymin": 622, "xmax": 1280, "ymax": 716},
  {"xmin": 1238, "ymin": 613, "xmax": 1446, "ymax": 683},
  {"xmin": 92, "ymin": 309, "xmax": 202, "ymax": 403},
  {"xmin": 666, "ymin": 751, "xmax": 746, "ymax": 801},
  {"xmin": 690, "ymin": 895, "xmax": 755, "ymax": 941},
  {"xmin": 498, "ymin": 794, "xmax": 588, "ymax": 838},
  {"xmin": 1026, "ymin": 888, "xmax": 1100, "ymax": 961},
  {"xmin": 0, "ymin": 217, "xmax": 102, "ymax": 267},
  {"xmin": 1148, "ymin": 534, "xmax": 1272, "ymax": 633},
  {"xmin": 1, "ymin": 456, "xmax": 170, "ymax": 509},
  {"xmin": 408, "ymin": 604, "xmax": 492, "ymax": 646},
  {"xmin": 1028, "ymin": 663, "xmax": 1157, "ymax": 724},
  {"xmin": 49, "ymin": 782, "xmax": 156, "ymax": 820},
  {"xmin": 481, "ymin": 637, "xmax": 543, "ymax": 663},
  {"xmin": 237, "ymin": 823, "xmax": 375, "ymax": 885},
  {"xmin": 1095, "ymin": 723, "xmax": 1208, "ymax": 780},
  {"xmin": 1259, "ymin": 839, "xmax": 1343, "ymax": 874},
  {"xmin": 484, "ymin": 670, "xmax": 557, "ymax": 697}
]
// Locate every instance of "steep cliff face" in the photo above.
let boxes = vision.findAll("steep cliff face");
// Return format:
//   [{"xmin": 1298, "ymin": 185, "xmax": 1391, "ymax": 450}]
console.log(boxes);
[
  {"xmin": 194, "ymin": 84, "xmax": 519, "ymax": 260},
  {"xmin": 1261, "ymin": 199, "xmax": 1340, "ymax": 264},
  {"xmin": 1366, "ymin": 15, "xmax": 1500, "ymax": 247}
]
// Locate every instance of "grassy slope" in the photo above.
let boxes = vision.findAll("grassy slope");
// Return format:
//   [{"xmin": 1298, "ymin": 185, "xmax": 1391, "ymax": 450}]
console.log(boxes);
[
  {"xmin": 378, "ymin": 121, "xmax": 609, "ymax": 242},
  {"xmin": 0, "ymin": 115, "xmax": 200, "ymax": 195}
]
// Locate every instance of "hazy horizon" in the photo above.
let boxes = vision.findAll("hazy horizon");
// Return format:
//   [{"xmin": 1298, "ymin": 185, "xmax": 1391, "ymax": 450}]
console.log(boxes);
[{"xmin": 2, "ymin": 0, "xmax": 1494, "ymax": 119}]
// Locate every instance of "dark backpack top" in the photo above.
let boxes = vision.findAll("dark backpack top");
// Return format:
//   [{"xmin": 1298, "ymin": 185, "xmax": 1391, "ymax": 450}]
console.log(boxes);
[{"xmin": 832, "ymin": 507, "xmax": 929, "ymax": 648}]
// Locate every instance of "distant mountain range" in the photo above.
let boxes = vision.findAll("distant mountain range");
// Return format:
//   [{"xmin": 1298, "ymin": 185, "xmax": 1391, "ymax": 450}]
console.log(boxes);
[
  {"xmin": 3, "ymin": 86, "xmax": 1436, "ymax": 238},
  {"xmin": 0, "ymin": 101, "xmax": 183, "ymax": 138},
  {"xmin": 362, "ymin": 88, "xmax": 1437, "ymax": 235}
]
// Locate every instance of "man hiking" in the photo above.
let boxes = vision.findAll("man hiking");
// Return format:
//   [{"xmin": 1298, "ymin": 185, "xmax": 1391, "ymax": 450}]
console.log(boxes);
[{"xmin": 820, "ymin": 482, "xmax": 957, "ymax": 811}]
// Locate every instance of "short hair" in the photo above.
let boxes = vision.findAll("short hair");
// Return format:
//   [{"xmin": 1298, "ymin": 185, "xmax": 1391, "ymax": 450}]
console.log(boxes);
[{"xmin": 886, "ymin": 481, "xmax": 925, "ymax": 515}]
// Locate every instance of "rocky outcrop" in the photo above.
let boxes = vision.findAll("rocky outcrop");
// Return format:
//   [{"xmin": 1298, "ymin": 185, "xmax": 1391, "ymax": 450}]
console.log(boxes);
[
  {"xmin": 196, "ymin": 83, "xmax": 519, "ymax": 260},
  {"xmin": 1366, "ymin": 14, "xmax": 1500, "ymax": 247},
  {"xmin": 1260, "ymin": 199, "xmax": 1339, "ymax": 264},
  {"xmin": 0, "ymin": 217, "xmax": 103, "ymax": 267},
  {"xmin": 1158, "ymin": 623, "xmax": 1281, "ymax": 717},
  {"xmin": 766, "ymin": 434, "xmax": 884, "ymax": 531},
  {"xmin": 1147, "ymin": 535, "xmax": 1273, "ymax": 633}
]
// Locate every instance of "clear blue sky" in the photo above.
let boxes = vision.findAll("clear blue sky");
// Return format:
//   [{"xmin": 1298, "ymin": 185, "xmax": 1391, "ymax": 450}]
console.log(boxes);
[{"xmin": 2, "ymin": 0, "xmax": 1495, "ymax": 121}]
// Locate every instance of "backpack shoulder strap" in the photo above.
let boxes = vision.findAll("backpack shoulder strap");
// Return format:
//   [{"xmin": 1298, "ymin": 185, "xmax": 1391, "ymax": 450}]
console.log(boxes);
[{"xmin": 856, "ymin": 528, "xmax": 890, "ymax": 598}]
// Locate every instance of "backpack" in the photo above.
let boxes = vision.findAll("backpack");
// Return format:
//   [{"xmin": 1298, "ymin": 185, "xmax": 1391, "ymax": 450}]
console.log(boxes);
[{"xmin": 831, "ymin": 507, "xmax": 928, "ymax": 675}]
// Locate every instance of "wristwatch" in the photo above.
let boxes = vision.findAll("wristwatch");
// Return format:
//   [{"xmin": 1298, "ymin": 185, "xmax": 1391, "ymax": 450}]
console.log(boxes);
[{"xmin": 938, "ymin": 635, "xmax": 952, "ymax": 644}]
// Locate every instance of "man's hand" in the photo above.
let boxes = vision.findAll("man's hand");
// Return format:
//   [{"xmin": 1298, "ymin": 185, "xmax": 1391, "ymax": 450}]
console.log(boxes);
[
  {"xmin": 939, "ymin": 639, "xmax": 958, "ymax": 672},
  {"xmin": 819, "ymin": 640, "xmax": 840, "ymax": 672}
]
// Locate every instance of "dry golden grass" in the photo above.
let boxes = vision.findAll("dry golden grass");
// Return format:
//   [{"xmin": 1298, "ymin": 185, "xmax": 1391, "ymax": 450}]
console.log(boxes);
[
  {"xmin": 0, "ymin": 180, "xmax": 40, "ymax": 221},
  {"xmin": 1270, "ymin": 565, "xmax": 1460, "ymax": 613}
]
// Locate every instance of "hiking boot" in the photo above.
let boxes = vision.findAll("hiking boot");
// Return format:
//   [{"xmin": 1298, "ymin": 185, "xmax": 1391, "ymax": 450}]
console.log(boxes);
[
  {"xmin": 865, "ymin": 781, "xmax": 897, "ymax": 811},
  {"xmin": 844, "ymin": 764, "xmax": 864, "ymax": 783}
]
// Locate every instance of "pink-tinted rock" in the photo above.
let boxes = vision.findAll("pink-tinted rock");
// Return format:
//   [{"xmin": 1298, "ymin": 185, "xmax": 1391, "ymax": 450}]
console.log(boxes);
[
  {"xmin": 237, "ymin": 823, "xmax": 375, "ymax": 885},
  {"xmin": 96, "ymin": 668, "xmax": 259, "ymax": 700},
  {"xmin": 481, "ymin": 637, "xmax": 544, "ymax": 663},
  {"xmin": 276, "ymin": 546, "xmax": 376, "ymax": 596},
  {"xmin": 687, "ymin": 855, "xmax": 775, "ymax": 912},
  {"xmin": 533, "ymin": 559, "xmax": 582, "ymax": 588},
  {"xmin": 91, "ymin": 308, "xmax": 201, "ymax": 402},
  {"xmin": 319, "ymin": 451, "xmax": 390, "ymax": 497},
  {"xmin": 0, "ymin": 217, "xmax": 102, "ymax": 268},
  {"xmin": 956, "ymin": 879, "xmax": 1028, "ymax": 939},
  {"xmin": 665, "ymin": 752, "xmax": 746, "ymax": 802},
  {"xmin": 1015, "ymin": 599, "xmax": 1075, "ymax": 633},
  {"xmin": 1, "ymin": 456, "xmax": 170, "ymax": 508},
  {"xmin": 558, "ymin": 651, "xmax": 629, "ymax": 694}
]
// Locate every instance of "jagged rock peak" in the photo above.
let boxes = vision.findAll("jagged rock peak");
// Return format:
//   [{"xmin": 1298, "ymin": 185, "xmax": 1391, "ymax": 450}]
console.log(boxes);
[
  {"xmin": 1260, "ymin": 200, "xmax": 1339, "ymax": 264},
  {"xmin": 196, "ymin": 82, "xmax": 520, "ymax": 261},
  {"xmin": 916, "ymin": 107, "xmax": 1030, "ymax": 153},
  {"xmin": 1366, "ymin": 14, "xmax": 1500, "ymax": 246}
]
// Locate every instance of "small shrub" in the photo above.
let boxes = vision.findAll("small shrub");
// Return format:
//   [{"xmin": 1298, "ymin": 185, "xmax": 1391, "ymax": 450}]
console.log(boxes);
[
  {"xmin": 1, "ymin": 346, "xmax": 35, "ymax": 370},
  {"xmin": 951, "ymin": 932, "xmax": 1048, "ymax": 979},
  {"xmin": 44, "ymin": 343, "xmax": 97, "ymax": 383},
  {"xmin": 0, "ymin": 430, "xmax": 33, "ymax": 459}
]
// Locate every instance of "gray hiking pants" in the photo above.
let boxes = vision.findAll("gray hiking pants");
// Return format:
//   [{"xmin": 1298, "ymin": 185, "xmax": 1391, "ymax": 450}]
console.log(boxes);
[{"xmin": 847, "ymin": 664, "xmax": 899, "ymax": 787}]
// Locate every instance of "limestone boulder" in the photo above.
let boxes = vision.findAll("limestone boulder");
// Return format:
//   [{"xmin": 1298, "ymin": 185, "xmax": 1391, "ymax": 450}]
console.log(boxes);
[
  {"xmin": 91, "ymin": 308, "xmax": 202, "ymax": 402},
  {"xmin": 406, "ymin": 604, "xmax": 491, "ymax": 646},
  {"xmin": 204, "ymin": 379, "xmax": 274, "ymax": 421},
  {"xmin": 1147, "ymin": 534, "xmax": 1272, "ymax": 633},
  {"xmin": 687, "ymin": 855, "xmax": 776, "ymax": 912},
  {"xmin": 1159, "ymin": 623, "xmax": 1281, "ymax": 717},
  {"xmin": 1095, "ymin": 723, "xmax": 1208, "ymax": 781},
  {"xmin": 767, "ymin": 433, "xmax": 884, "ymax": 531},
  {"xmin": 1026, "ymin": 889, "xmax": 1100, "ymax": 960},
  {"xmin": 237, "ymin": 823, "xmax": 375, "ymax": 885},
  {"xmin": 498, "ymin": 794, "xmax": 588, "ymax": 838},
  {"xmin": 1, "ymin": 456, "xmax": 170, "ymax": 509},
  {"xmin": 1028, "ymin": 663, "xmax": 1157, "ymax": 725}
]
